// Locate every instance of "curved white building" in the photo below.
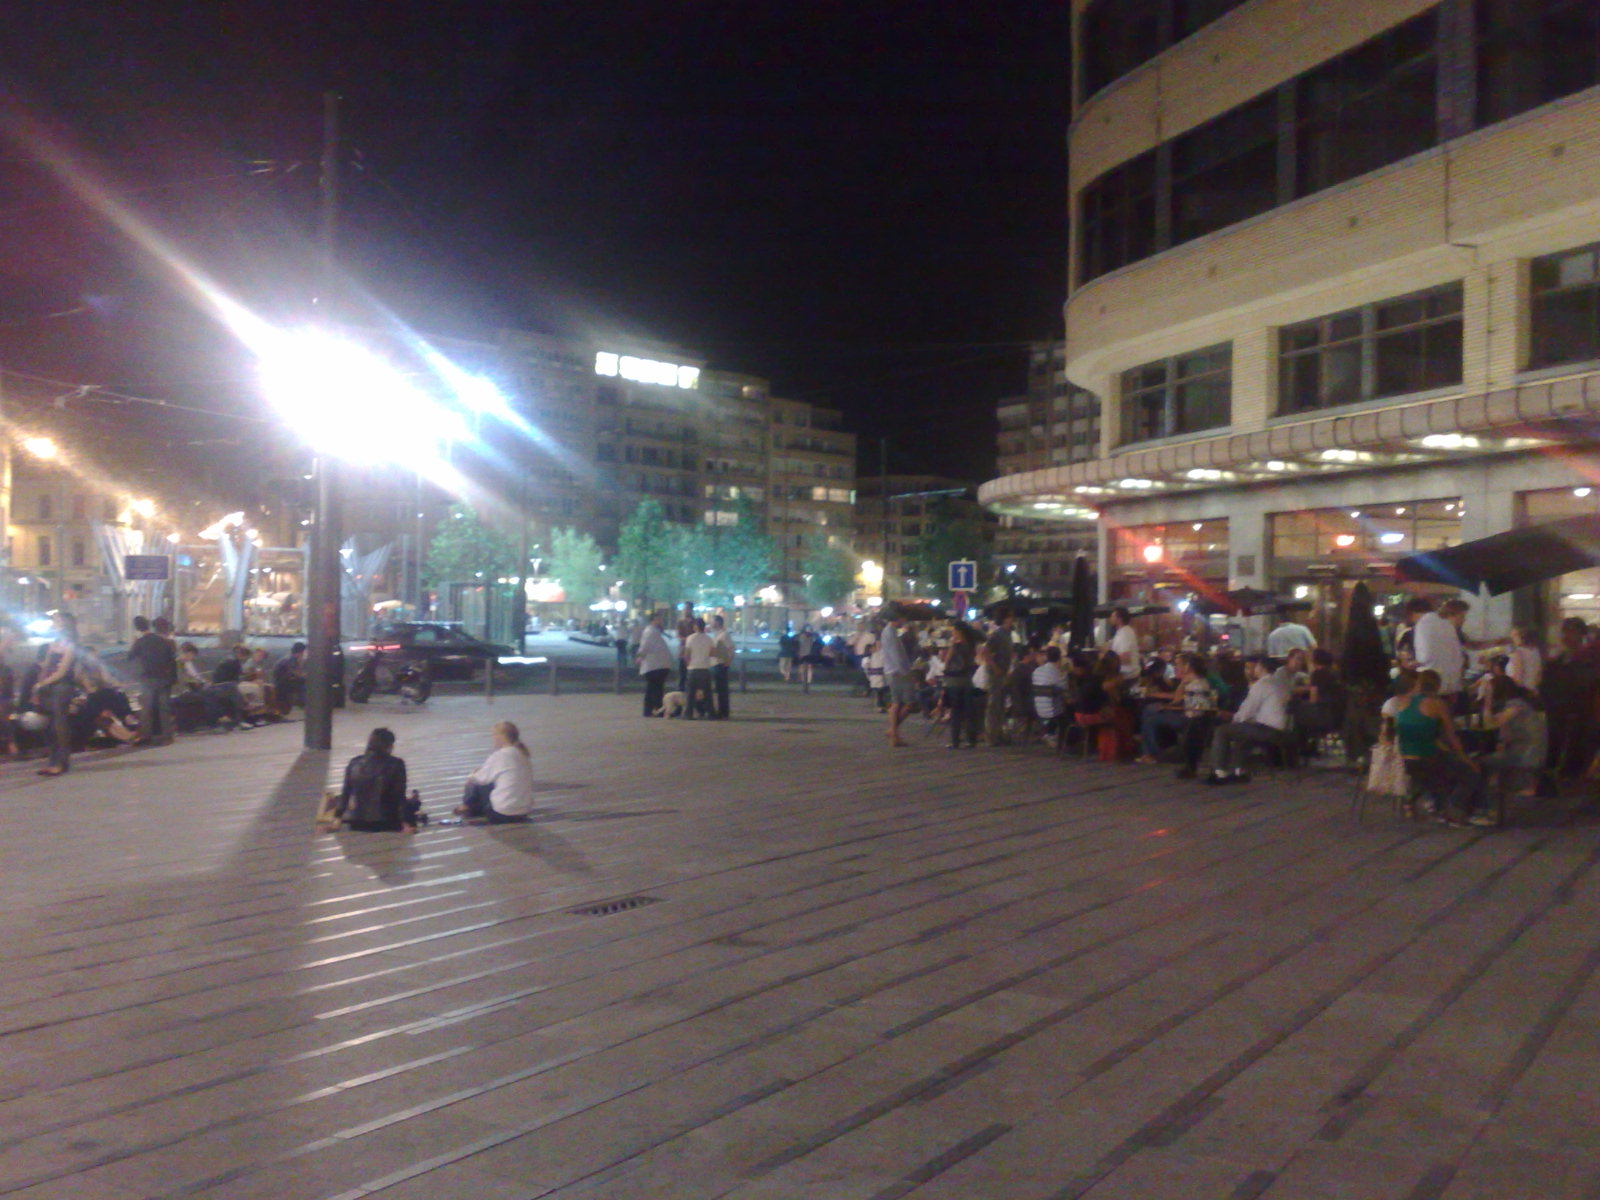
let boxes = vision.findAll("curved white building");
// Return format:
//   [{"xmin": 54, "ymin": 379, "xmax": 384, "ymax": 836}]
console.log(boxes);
[{"xmin": 982, "ymin": 0, "xmax": 1600, "ymax": 641}]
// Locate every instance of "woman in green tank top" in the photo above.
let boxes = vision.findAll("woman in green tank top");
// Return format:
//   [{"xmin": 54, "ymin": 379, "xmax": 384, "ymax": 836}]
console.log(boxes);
[{"xmin": 1396, "ymin": 670, "xmax": 1487, "ymax": 826}]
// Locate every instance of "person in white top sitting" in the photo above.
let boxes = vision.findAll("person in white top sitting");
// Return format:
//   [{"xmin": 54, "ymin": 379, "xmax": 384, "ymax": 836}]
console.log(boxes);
[
  {"xmin": 1204, "ymin": 654, "xmax": 1298, "ymax": 784},
  {"xmin": 1105, "ymin": 607, "xmax": 1141, "ymax": 680},
  {"xmin": 456, "ymin": 720, "xmax": 536, "ymax": 823}
]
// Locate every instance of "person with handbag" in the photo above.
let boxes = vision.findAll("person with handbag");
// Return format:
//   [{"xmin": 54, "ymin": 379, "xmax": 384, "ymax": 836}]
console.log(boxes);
[{"xmin": 31, "ymin": 611, "xmax": 80, "ymax": 777}]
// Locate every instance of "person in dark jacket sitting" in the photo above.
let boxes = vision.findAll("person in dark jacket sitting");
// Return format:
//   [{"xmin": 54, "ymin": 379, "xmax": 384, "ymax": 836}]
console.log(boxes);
[{"xmin": 336, "ymin": 727, "xmax": 417, "ymax": 833}]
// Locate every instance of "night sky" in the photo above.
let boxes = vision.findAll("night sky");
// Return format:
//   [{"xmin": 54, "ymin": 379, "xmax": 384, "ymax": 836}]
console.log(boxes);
[{"xmin": 1, "ymin": 3, "xmax": 1070, "ymax": 478}]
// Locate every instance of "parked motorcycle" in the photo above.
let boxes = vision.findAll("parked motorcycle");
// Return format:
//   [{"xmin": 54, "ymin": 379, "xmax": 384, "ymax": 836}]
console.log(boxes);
[{"xmin": 349, "ymin": 649, "xmax": 432, "ymax": 705}]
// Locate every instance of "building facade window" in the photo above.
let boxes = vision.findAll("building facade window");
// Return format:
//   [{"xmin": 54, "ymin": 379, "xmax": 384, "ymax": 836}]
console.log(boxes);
[
  {"xmin": 1079, "ymin": 11, "xmax": 1440, "ymax": 283},
  {"xmin": 1172, "ymin": 93, "xmax": 1279, "ymax": 245},
  {"xmin": 1278, "ymin": 283, "xmax": 1464, "ymax": 414},
  {"xmin": 71, "ymin": 539, "xmax": 86, "ymax": 567},
  {"xmin": 1294, "ymin": 10, "xmax": 1438, "ymax": 197},
  {"xmin": 1080, "ymin": 0, "xmax": 1250, "ymax": 98},
  {"xmin": 1477, "ymin": 0, "xmax": 1600, "ymax": 129},
  {"xmin": 37, "ymin": 494, "xmax": 51, "ymax": 521},
  {"xmin": 1530, "ymin": 242, "xmax": 1600, "ymax": 369},
  {"xmin": 1119, "ymin": 343, "xmax": 1232, "ymax": 445},
  {"xmin": 37, "ymin": 536, "xmax": 51, "ymax": 566}
]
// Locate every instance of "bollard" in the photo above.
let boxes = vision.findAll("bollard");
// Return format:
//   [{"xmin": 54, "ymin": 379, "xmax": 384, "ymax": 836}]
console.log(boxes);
[
  {"xmin": 548, "ymin": 660, "xmax": 559, "ymax": 697},
  {"xmin": 739, "ymin": 656, "xmax": 748, "ymax": 694},
  {"xmin": 802, "ymin": 670, "xmax": 810, "ymax": 695},
  {"xmin": 613, "ymin": 657, "xmax": 622, "ymax": 695},
  {"xmin": 484, "ymin": 657, "xmax": 495, "ymax": 703}
]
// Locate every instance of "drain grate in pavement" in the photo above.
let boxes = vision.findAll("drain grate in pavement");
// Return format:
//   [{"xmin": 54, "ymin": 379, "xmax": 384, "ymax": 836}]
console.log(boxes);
[{"xmin": 567, "ymin": 895, "xmax": 664, "ymax": 917}]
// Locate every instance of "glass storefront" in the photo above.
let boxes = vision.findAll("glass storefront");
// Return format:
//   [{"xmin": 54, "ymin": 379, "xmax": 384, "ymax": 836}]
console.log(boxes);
[
  {"xmin": 1107, "ymin": 518, "xmax": 1229, "ymax": 650},
  {"xmin": 1269, "ymin": 499, "xmax": 1463, "ymax": 646},
  {"xmin": 1520, "ymin": 486, "xmax": 1600, "ymax": 630}
]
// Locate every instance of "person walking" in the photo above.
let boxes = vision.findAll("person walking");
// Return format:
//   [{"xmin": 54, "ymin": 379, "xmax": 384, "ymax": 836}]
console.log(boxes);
[
  {"xmin": 31, "ymin": 611, "xmax": 80, "ymax": 777},
  {"xmin": 796, "ymin": 626, "xmax": 817, "ymax": 687},
  {"xmin": 777, "ymin": 627, "xmax": 798, "ymax": 682},
  {"xmin": 127, "ymin": 615, "xmax": 177, "ymax": 745},
  {"xmin": 636, "ymin": 610, "xmax": 674, "ymax": 717},
  {"xmin": 984, "ymin": 611, "xmax": 1017, "ymax": 746},
  {"xmin": 683, "ymin": 618, "xmax": 716, "ymax": 719}
]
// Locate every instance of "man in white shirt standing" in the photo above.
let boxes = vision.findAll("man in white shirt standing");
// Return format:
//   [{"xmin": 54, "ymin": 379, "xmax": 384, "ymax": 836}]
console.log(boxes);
[
  {"xmin": 1106, "ymin": 607, "xmax": 1141, "ymax": 680},
  {"xmin": 635, "ymin": 611, "xmax": 675, "ymax": 717},
  {"xmin": 683, "ymin": 618, "xmax": 716, "ymax": 719},
  {"xmin": 1204, "ymin": 655, "xmax": 1296, "ymax": 784},
  {"xmin": 1265, "ymin": 613, "xmax": 1317, "ymax": 663},
  {"xmin": 1408, "ymin": 597, "xmax": 1468, "ymax": 699}
]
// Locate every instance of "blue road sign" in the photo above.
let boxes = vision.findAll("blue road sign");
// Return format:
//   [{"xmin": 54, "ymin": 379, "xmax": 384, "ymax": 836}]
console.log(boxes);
[
  {"xmin": 947, "ymin": 559, "xmax": 978, "ymax": 592},
  {"xmin": 124, "ymin": 554, "xmax": 171, "ymax": 582}
]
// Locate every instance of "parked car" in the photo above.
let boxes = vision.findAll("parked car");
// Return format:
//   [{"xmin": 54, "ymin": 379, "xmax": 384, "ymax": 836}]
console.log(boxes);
[{"xmin": 353, "ymin": 621, "xmax": 513, "ymax": 680}]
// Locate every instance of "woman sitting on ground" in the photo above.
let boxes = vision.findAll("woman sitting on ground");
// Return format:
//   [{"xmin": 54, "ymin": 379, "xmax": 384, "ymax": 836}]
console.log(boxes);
[
  {"xmin": 335, "ymin": 727, "xmax": 417, "ymax": 833},
  {"xmin": 1394, "ymin": 669, "xmax": 1489, "ymax": 827},
  {"xmin": 456, "ymin": 720, "xmax": 536, "ymax": 824}
]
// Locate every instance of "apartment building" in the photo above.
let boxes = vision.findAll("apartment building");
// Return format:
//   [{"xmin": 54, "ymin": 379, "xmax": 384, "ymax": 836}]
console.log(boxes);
[
  {"xmin": 981, "ymin": 0, "xmax": 1600, "ymax": 642},
  {"xmin": 767, "ymin": 397, "xmax": 858, "ymax": 596},
  {"xmin": 994, "ymin": 341, "xmax": 1101, "ymax": 595}
]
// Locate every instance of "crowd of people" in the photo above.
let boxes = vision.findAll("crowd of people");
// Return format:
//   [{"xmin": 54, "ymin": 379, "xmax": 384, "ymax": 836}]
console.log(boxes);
[
  {"xmin": 845, "ymin": 596, "xmax": 1584, "ymax": 829},
  {"xmin": 630, "ymin": 605, "xmax": 737, "ymax": 720},
  {"xmin": 0, "ymin": 611, "xmax": 309, "ymax": 777}
]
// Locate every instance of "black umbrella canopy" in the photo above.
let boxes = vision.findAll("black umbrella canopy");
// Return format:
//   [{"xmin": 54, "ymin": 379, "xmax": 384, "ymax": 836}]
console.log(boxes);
[
  {"xmin": 1341, "ymin": 579, "xmax": 1390, "ymax": 691},
  {"xmin": 1094, "ymin": 602, "xmax": 1172, "ymax": 618},
  {"xmin": 1394, "ymin": 514, "xmax": 1600, "ymax": 596},
  {"xmin": 1194, "ymin": 587, "xmax": 1287, "ymax": 617},
  {"xmin": 1069, "ymin": 556, "xmax": 1095, "ymax": 650}
]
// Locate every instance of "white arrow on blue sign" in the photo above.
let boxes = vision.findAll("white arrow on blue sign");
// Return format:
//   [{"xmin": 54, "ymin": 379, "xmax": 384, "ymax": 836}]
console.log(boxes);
[{"xmin": 947, "ymin": 560, "xmax": 978, "ymax": 592}]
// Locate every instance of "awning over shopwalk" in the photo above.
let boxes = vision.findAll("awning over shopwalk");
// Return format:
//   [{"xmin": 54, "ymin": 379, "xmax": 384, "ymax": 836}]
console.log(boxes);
[{"xmin": 1394, "ymin": 515, "xmax": 1600, "ymax": 595}]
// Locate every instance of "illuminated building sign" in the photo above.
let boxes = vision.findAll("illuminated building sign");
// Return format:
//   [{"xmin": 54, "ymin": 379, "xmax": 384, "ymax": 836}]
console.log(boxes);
[{"xmin": 595, "ymin": 351, "xmax": 700, "ymax": 389}]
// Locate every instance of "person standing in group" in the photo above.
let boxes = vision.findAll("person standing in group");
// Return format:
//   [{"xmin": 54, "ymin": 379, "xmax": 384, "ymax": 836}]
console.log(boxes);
[
  {"xmin": 127, "ymin": 615, "xmax": 177, "ymax": 745},
  {"xmin": 683, "ymin": 618, "xmax": 716, "ymax": 719},
  {"xmin": 456, "ymin": 720, "xmax": 536, "ymax": 823},
  {"xmin": 32, "ymin": 611, "xmax": 80, "ymax": 777},
  {"xmin": 1408, "ymin": 597, "xmax": 1468, "ymax": 702},
  {"xmin": 636, "ymin": 610, "xmax": 675, "ymax": 717},
  {"xmin": 777, "ymin": 626, "xmax": 798, "ymax": 682},
  {"xmin": 709, "ymin": 614, "xmax": 735, "ymax": 720},
  {"xmin": 984, "ymin": 611, "xmax": 1016, "ymax": 746},
  {"xmin": 942, "ymin": 621, "xmax": 980, "ymax": 749},
  {"xmin": 675, "ymin": 602, "xmax": 697, "ymax": 693},
  {"xmin": 880, "ymin": 611, "xmax": 914, "ymax": 746},
  {"xmin": 796, "ymin": 625, "xmax": 817, "ymax": 687},
  {"xmin": 1105, "ymin": 607, "xmax": 1141, "ymax": 681},
  {"xmin": 1265, "ymin": 611, "xmax": 1317, "ymax": 664},
  {"xmin": 1504, "ymin": 625, "xmax": 1543, "ymax": 692},
  {"xmin": 626, "ymin": 615, "xmax": 644, "ymax": 667}
]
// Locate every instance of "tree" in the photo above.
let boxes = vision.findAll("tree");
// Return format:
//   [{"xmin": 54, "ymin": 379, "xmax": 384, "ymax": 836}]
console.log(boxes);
[
  {"xmin": 615, "ymin": 499, "xmax": 679, "ymax": 609},
  {"xmin": 424, "ymin": 503, "xmax": 518, "ymax": 587},
  {"xmin": 911, "ymin": 498, "xmax": 991, "ymax": 594},
  {"xmin": 701, "ymin": 494, "xmax": 775, "ymax": 605},
  {"xmin": 801, "ymin": 541, "xmax": 858, "ymax": 609},
  {"xmin": 548, "ymin": 526, "xmax": 605, "ymax": 608}
]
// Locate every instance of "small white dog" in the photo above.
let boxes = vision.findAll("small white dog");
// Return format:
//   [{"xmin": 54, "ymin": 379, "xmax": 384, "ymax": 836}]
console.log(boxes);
[{"xmin": 656, "ymin": 691, "xmax": 688, "ymax": 718}]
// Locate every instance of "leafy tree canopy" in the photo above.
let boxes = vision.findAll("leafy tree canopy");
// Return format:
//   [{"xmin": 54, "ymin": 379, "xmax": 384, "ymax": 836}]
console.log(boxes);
[
  {"xmin": 548, "ymin": 526, "xmax": 605, "ymax": 608},
  {"xmin": 424, "ymin": 504, "xmax": 518, "ymax": 587},
  {"xmin": 912, "ymin": 498, "xmax": 990, "ymax": 593},
  {"xmin": 801, "ymin": 541, "xmax": 858, "ymax": 609}
]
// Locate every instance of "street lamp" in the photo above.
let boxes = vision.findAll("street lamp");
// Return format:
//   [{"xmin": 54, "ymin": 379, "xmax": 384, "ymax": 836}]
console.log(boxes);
[
  {"xmin": 22, "ymin": 437, "xmax": 57, "ymax": 460},
  {"xmin": 254, "ymin": 328, "xmax": 470, "ymax": 750}
]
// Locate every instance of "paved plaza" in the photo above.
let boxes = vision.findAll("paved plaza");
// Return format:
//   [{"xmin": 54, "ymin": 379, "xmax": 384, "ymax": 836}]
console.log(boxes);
[{"xmin": 3, "ymin": 687, "xmax": 1600, "ymax": 1200}]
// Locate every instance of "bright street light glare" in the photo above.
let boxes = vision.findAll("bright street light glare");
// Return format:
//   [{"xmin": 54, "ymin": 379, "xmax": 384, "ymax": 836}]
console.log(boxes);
[
  {"xmin": 22, "ymin": 437, "xmax": 58, "ymax": 460},
  {"xmin": 256, "ymin": 328, "xmax": 469, "ymax": 472}
]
